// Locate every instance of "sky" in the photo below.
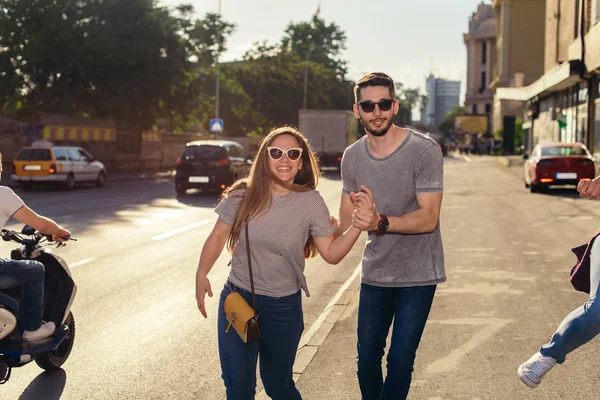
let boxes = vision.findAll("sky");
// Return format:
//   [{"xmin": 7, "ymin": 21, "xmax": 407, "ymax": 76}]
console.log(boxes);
[{"xmin": 159, "ymin": 0, "xmax": 490, "ymax": 116}]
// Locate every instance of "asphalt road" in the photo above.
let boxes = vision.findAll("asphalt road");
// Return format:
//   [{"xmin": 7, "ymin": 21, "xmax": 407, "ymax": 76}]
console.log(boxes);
[{"xmin": 0, "ymin": 174, "xmax": 365, "ymax": 400}]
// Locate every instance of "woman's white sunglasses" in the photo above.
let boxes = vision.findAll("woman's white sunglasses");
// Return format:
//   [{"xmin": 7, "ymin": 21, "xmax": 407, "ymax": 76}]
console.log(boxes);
[{"xmin": 267, "ymin": 147, "xmax": 303, "ymax": 161}]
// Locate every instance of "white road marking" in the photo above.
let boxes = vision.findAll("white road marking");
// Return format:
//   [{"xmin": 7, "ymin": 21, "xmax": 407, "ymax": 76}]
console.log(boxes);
[
  {"xmin": 152, "ymin": 220, "xmax": 211, "ymax": 241},
  {"xmin": 425, "ymin": 318, "xmax": 512, "ymax": 374},
  {"xmin": 70, "ymin": 258, "xmax": 95, "ymax": 269}
]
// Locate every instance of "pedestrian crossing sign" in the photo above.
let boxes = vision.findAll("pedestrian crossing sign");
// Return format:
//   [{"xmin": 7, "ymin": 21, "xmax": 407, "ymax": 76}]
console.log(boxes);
[{"xmin": 210, "ymin": 119, "xmax": 224, "ymax": 133}]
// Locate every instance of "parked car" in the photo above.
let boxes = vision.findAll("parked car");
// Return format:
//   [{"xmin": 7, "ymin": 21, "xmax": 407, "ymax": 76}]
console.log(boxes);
[
  {"xmin": 523, "ymin": 142, "xmax": 596, "ymax": 193},
  {"xmin": 12, "ymin": 142, "xmax": 106, "ymax": 190},
  {"xmin": 175, "ymin": 140, "xmax": 252, "ymax": 196}
]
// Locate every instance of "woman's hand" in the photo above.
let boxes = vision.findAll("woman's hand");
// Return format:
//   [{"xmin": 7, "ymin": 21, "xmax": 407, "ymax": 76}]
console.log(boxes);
[{"xmin": 196, "ymin": 275, "xmax": 213, "ymax": 318}]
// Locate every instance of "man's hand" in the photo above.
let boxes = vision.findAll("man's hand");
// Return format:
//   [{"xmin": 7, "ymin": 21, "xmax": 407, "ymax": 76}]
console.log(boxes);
[
  {"xmin": 578, "ymin": 178, "xmax": 600, "ymax": 200},
  {"xmin": 52, "ymin": 228, "xmax": 72, "ymax": 243},
  {"xmin": 351, "ymin": 186, "xmax": 379, "ymax": 231}
]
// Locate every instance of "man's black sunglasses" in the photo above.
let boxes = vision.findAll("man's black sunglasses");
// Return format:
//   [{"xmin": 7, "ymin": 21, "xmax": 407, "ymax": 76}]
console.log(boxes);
[{"xmin": 357, "ymin": 99, "xmax": 394, "ymax": 113}]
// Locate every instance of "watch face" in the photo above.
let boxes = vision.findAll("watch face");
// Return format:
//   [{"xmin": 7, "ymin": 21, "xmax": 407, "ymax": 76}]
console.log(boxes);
[{"xmin": 378, "ymin": 216, "xmax": 389, "ymax": 232}]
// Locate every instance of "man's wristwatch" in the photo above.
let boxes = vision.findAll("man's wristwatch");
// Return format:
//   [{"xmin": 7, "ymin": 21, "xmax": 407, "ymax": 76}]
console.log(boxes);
[{"xmin": 372, "ymin": 214, "xmax": 389, "ymax": 236}]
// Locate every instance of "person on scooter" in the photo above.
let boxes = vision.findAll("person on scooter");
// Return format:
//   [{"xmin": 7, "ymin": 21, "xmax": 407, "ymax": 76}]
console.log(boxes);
[{"xmin": 0, "ymin": 152, "xmax": 71, "ymax": 342}]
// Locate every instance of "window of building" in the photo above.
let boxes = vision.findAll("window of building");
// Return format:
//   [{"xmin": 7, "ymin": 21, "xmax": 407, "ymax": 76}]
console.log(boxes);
[
  {"xmin": 482, "ymin": 41, "xmax": 487, "ymax": 64},
  {"xmin": 472, "ymin": 104, "xmax": 477, "ymax": 114},
  {"xmin": 485, "ymin": 104, "xmax": 492, "ymax": 113},
  {"xmin": 481, "ymin": 72, "xmax": 486, "ymax": 91}
]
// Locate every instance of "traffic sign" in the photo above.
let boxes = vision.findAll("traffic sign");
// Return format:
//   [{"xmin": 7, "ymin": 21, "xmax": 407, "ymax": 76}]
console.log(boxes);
[{"xmin": 210, "ymin": 119, "xmax": 224, "ymax": 133}]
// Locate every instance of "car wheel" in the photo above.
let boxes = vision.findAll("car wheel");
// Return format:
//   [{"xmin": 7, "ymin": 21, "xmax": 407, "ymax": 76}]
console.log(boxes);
[
  {"xmin": 530, "ymin": 183, "xmax": 539, "ymax": 193},
  {"xmin": 95, "ymin": 171, "xmax": 106, "ymax": 188},
  {"xmin": 64, "ymin": 174, "xmax": 75, "ymax": 190},
  {"xmin": 176, "ymin": 186, "xmax": 187, "ymax": 196}
]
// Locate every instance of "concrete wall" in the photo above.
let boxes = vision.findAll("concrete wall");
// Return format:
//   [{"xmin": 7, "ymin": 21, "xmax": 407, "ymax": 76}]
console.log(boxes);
[
  {"xmin": 509, "ymin": 0, "xmax": 546, "ymax": 85},
  {"xmin": 545, "ymin": 0, "xmax": 578, "ymax": 73}
]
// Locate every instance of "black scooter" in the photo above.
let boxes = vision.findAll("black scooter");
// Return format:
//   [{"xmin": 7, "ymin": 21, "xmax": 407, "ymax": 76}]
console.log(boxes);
[{"xmin": 0, "ymin": 226, "xmax": 77, "ymax": 383}]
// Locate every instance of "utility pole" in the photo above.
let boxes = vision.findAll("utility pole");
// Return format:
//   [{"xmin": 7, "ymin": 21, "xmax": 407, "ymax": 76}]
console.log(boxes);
[{"xmin": 215, "ymin": 0, "xmax": 222, "ymax": 137}]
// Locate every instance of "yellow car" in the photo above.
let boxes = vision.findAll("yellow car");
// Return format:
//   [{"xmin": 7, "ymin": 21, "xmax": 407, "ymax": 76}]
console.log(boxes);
[{"xmin": 12, "ymin": 143, "xmax": 106, "ymax": 190}]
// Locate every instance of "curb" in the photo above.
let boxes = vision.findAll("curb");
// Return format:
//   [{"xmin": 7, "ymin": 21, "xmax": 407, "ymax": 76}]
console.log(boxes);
[
  {"xmin": 1, "ymin": 170, "xmax": 175, "ymax": 189},
  {"xmin": 256, "ymin": 267, "xmax": 361, "ymax": 400},
  {"xmin": 496, "ymin": 156, "xmax": 525, "ymax": 168}
]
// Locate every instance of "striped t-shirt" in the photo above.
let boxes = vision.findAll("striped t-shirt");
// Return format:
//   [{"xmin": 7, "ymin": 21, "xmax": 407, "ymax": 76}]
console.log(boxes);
[{"xmin": 215, "ymin": 188, "xmax": 335, "ymax": 297}]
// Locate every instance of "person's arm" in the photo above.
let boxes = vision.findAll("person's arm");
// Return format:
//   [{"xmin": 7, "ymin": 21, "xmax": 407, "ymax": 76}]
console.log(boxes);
[
  {"xmin": 195, "ymin": 218, "xmax": 231, "ymax": 318},
  {"xmin": 312, "ymin": 223, "xmax": 362, "ymax": 265},
  {"xmin": 12, "ymin": 206, "xmax": 71, "ymax": 241},
  {"xmin": 354, "ymin": 144, "xmax": 443, "ymax": 234},
  {"xmin": 337, "ymin": 192, "xmax": 355, "ymax": 235},
  {"xmin": 355, "ymin": 188, "xmax": 442, "ymax": 234}
]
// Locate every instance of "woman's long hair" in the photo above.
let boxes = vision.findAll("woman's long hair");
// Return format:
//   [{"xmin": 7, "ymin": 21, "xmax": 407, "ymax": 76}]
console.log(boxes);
[{"xmin": 224, "ymin": 126, "xmax": 321, "ymax": 258}]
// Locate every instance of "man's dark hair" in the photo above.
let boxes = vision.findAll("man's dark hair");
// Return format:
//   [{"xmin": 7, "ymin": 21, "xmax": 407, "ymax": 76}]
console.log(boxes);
[{"xmin": 354, "ymin": 72, "xmax": 396, "ymax": 103}]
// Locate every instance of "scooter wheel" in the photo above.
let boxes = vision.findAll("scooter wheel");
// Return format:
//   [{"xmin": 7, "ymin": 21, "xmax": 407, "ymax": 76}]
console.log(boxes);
[{"xmin": 35, "ymin": 312, "xmax": 75, "ymax": 371}]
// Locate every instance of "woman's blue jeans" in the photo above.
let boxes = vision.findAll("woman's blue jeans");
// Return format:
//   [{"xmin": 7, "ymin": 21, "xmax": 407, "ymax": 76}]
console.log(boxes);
[
  {"xmin": 541, "ymin": 238, "xmax": 600, "ymax": 363},
  {"xmin": 217, "ymin": 282, "xmax": 304, "ymax": 400},
  {"xmin": 0, "ymin": 258, "xmax": 45, "ymax": 331}
]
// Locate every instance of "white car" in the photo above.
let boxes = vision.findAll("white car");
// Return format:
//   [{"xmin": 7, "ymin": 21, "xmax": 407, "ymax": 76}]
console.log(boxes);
[{"xmin": 12, "ymin": 142, "xmax": 106, "ymax": 190}]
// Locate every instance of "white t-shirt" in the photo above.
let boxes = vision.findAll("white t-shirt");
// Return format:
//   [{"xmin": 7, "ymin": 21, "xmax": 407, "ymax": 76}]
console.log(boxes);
[{"xmin": 0, "ymin": 186, "xmax": 25, "ymax": 229}]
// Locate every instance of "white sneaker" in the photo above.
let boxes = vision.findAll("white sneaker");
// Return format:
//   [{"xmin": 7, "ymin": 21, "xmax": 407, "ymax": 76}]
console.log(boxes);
[
  {"xmin": 22, "ymin": 321, "xmax": 56, "ymax": 342},
  {"xmin": 0, "ymin": 307, "xmax": 17, "ymax": 341},
  {"xmin": 518, "ymin": 352, "xmax": 557, "ymax": 388}
]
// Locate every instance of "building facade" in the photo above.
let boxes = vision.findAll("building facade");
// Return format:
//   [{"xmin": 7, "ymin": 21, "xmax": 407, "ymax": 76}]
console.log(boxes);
[
  {"xmin": 423, "ymin": 75, "xmax": 461, "ymax": 130},
  {"xmin": 490, "ymin": 0, "xmax": 546, "ymax": 134},
  {"xmin": 497, "ymin": 0, "xmax": 600, "ymax": 155},
  {"xmin": 464, "ymin": 2, "xmax": 497, "ymax": 132}
]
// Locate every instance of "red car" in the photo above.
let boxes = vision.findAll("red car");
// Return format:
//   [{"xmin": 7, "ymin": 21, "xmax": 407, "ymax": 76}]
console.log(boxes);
[{"xmin": 523, "ymin": 142, "xmax": 597, "ymax": 193}]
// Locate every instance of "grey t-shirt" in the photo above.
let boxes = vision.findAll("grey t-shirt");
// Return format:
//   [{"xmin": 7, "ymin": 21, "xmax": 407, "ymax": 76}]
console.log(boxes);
[
  {"xmin": 215, "ymin": 188, "xmax": 335, "ymax": 297},
  {"xmin": 0, "ymin": 186, "xmax": 25, "ymax": 229},
  {"xmin": 341, "ymin": 130, "xmax": 446, "ymax": 287}
]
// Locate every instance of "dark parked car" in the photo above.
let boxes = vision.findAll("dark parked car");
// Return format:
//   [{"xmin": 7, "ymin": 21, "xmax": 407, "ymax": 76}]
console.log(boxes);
[
  {"xmin": 523, "ymin": 142, "xmax": 597, "ymax": 193},
  {"xmin": 175, "ymin": 140, "xmax": 252, "ymax": 196}
]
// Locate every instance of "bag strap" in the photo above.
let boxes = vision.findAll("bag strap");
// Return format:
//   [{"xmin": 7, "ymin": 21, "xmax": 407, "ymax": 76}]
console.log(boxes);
[{"xmin": 245, "ymin": 224, "xmax": 258, "ymax": 314}]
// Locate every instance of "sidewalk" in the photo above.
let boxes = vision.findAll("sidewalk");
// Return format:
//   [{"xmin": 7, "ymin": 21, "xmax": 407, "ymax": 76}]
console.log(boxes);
[
  {"xmin": 294, "ymin": 275, "xmax": 362, "ymax": 400},
  {"xmin": 0, "ymin": 168, "xmax": 175, "ymax": 189},
  {"xmin": 255, "ymin": 273, "xmax": 363, "ymax": 400}
]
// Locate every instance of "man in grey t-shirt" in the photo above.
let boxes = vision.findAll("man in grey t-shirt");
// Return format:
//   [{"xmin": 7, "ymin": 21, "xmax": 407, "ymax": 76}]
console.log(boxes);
[{"xmin": 338, "ymin": 73, "xmax": 445, "ymax": 400}]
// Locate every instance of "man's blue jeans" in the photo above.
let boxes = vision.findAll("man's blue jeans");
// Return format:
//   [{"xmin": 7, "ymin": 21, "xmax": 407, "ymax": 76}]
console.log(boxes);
[
  {"xmin": 0, "ymin": 258, "xmax": 45, "ymax": 332},
  {"xmin": 357, "ymin": 283, "xmax": 436, "ymax": 400},
  {"xmin": 541, "ymin": 238, "xmax": 600, "ymax": 363},
  {"xmin": 217, "ymin": 282, "xmax": 304, "ymax": 400}
]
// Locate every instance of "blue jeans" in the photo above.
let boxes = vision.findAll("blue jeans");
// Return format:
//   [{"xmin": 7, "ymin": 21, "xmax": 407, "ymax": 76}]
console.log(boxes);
[
  {"xmin": 0, "ymin": 258, "xmax": 45, "ymax": 331},
  {"xmin": 357, "ymin": 283, "xmax": 436, "ymax": 400},
  {"xmin": 217, "ymin": 282, "xmax": 304, "ymax": 400},
  {"xmin": 541, "ymin": 238, "xmax": 600, "ymax": 363}
]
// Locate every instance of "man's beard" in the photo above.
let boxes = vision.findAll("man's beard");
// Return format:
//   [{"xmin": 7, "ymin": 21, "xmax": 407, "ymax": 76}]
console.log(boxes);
[{"xmin": 359, "ymin": 116, "xmax": 394, "ymax": 137}]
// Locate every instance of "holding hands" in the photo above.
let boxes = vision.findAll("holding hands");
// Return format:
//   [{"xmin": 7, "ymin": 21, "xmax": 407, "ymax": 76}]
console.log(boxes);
[
  {"xmin": 350, "ymin": 186, "xmax": 380, "ymax": 232},
  {"xmin": 578, "ymin": 177, "xmax": 600, "ymax": 200}
]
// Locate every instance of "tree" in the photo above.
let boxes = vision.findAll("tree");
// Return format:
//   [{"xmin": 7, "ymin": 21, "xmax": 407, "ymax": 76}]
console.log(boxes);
[
  {"xmin": 393, "ymin": 83, "xmax": 425, "ymax": 127},
  {"xmin": 281, "ymin": 16, "xmax": 348, "ymax": 79},
  {"xmin": 0, "ymin": 0, "xmax": 235, "ymax": 131}
]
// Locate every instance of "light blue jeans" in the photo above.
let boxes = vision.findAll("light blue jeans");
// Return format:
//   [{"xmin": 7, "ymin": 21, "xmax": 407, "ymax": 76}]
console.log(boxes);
[
  {"xmin": 541, "ymin": 238, "xmax": 600, "ymax": 363},
  {"xmin": 0, "ymin": 258, "xmax": 45, "ymax": 331}
]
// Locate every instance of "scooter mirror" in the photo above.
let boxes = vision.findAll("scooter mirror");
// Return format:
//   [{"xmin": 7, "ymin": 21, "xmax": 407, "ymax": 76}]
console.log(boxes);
[{"xmin": 21, "ymin": 226, "xmax": 35, "ymax": 235}]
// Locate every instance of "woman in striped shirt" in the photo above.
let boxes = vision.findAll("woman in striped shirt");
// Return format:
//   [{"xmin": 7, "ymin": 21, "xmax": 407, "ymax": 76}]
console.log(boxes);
[{"xmin": 195, "ymin": 126, "xmax": 372, "ymax": 400}]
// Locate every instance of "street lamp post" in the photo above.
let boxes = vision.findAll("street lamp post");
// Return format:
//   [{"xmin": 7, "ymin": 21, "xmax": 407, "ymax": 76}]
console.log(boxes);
[
  {"xmin": 215, "ymin": 0, "xmax": 221, "ymax": 138},
  {"xmin": 302, "ymin": 44, "xmax": 311, "ymax": 110}
]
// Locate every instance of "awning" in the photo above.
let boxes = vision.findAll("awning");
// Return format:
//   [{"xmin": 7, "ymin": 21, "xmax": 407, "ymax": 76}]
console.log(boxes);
[{"xmin": 495, "ymin": 60, "xmax": 584, "ymax": 102}]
